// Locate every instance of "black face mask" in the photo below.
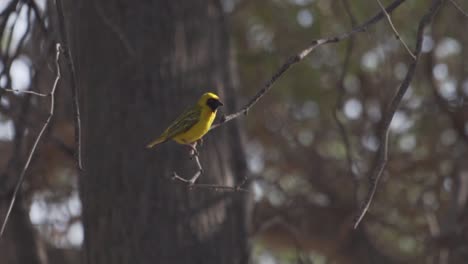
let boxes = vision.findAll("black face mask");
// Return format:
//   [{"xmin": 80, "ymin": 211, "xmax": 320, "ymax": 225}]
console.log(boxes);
[{"xmin": 206, "ymin": 98, "xmax": 223, "ymax": 111}]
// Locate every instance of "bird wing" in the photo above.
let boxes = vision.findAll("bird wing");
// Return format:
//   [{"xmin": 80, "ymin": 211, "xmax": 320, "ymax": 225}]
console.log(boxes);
[{"xmin": 163, "ymin": 105, "xmax": 202, "ymax": 140}]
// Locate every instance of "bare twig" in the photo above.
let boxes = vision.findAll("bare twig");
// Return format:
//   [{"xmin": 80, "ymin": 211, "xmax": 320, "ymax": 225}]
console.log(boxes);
[
  {"xmin": 0, "ymin": 43, "xmax": 62, "ymax": 237},
  {"xmin": 0, "ymin": 88, "xmax": 48, "ymax": 97},
  {"xmin": 449, "ymin": 0, "xmax": 468, "ymax": 17},
  {"xmin": 55, "ymin": 0, "xmax": 83, "ymax": 171},
  {"xmin": 172, "ymin": 148, "xmax": 204, "ymax": 185},
  {"xmin": 376, "ymin": 0, "xmax": 416, "ymax": 59},
  {"xmin": 172, "ymin": 145, "xmax": 249, "ymax": 192},
  {"xmin": 353, "ymin": 0, "xmax": 444, "ymax": 229},
  {"xmin": 210, "ymin": 0, "xmax": 407, "ymax": 130}
]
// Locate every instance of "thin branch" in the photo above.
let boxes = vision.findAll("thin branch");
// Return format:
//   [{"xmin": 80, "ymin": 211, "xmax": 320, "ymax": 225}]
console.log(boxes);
[
  {"xmin": 210, "ymin": 0, "xmax": 407, "ymax": 130},
  {"xmin": 353, "ymin": 0, "xmax": 444, "ymax": 229},
  {"xmin": 172, "ymin": 148, "xmax": 204, "ymax": 185},
  {"xmin": 449, "ymin": 0, "xmax": 468, "ymax": 17},
  {"xmin": 55, "ymin": 0, "xmax": 83, "ymax": 171},
  {"xmin": 0, "ymin": 88, "xmax": 48, "ymax": 97},
  {"xmin": 171, "ymin": 144, "xmax": 249, "ymax": 192},
  {"xmin": 0, "ymin": 43, "xmax": 62, "ymax": 237},
  {"xmin": 376, "ymin": 0, "xmax": 416, "ymax": 60}
]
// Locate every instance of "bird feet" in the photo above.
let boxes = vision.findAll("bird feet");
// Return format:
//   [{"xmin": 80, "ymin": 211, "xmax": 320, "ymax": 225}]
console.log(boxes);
[
  {"xmin": 188, "ymin": 142, "xmax": 200, "ymax": 158},
  {"xmin": 172, "ymin": 169, "xmax": 203, "ymax": 185}
]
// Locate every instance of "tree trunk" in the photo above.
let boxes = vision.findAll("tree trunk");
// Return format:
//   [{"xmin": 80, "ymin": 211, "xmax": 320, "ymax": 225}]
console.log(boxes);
[
  {"xmin": 0, "ymin": 195, "xmax": 45, "ymax": 264},
  {"xmin": 68, "ymin": 0, "xmax": 249, "ymax": 263}
]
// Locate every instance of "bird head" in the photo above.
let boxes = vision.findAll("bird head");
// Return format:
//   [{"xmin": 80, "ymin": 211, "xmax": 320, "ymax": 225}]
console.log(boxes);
[{"xmin": 199, "ymin": 92, "xmax": 223, "ymax": 111}]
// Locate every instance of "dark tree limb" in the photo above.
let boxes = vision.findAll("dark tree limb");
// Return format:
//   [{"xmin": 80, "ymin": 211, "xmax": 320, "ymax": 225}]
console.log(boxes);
[
  {"xmin": 353, "ymin": 0, "xmax": 444, "ymax": 229},
  {"xmin": 55, "ymin": 0, "xmax": 83, "ymax": 171}
]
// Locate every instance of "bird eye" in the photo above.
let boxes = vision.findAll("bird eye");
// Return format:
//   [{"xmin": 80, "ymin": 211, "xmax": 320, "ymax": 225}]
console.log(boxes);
[{"xmin": 206, "ymin": 98, "xmax": 221, "ymax": 111}]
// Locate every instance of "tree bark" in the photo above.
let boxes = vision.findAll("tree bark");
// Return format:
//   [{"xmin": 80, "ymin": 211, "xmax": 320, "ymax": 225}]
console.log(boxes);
[
  {"xmin": 0, "ymin": 195, "xmax": 45, "ymax": 264},
  {"xmin": 68, "ymin": 0, "xmax": 249, "ymax": 263}
]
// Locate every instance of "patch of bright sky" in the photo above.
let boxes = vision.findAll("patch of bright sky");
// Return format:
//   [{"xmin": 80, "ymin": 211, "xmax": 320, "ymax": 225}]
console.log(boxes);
[
  {"xmin": 422, "ymin": 35, "xmax": 434, "ymax": 53},
  {"xmin": 439, "ymin": 78, "xmax": 457, "ymax": 100},
  {"xmin": 0, "ymin": 119, "xmax": 14, "ymax": 140},
  {"xmin": 35, "ymin": 0, "xmax": 47, "ymax": 11},
  {"xmin": 443, "ymin": 177, "xmax": 452, "ymax": 192},
  {"xmin": 258, "ymin": 251, "xmax": 277, "ymax": 264},
  {"xmin": 30, "ymin": 191, "xmax": 83, "ymax": 246},
  {"xmin": 246, "ymin": 141, "xmax": 265, "ymax": 174},
  {"xmin": 289, "ymin": 0, "xmax": 315, "ymax": 5},
  {"xmin": 30, "ymin": 192, "xmax": 82, "ymax": 225},
  {"xmin": 435, "ymin": 38, "xmax": 462, "ymax": 59},
  {"xmin": 399, "ymin": 134, "xmax": 416, "ymax": 152},
  {"xmin": 361, "ymin": 134, "xmax": 379, "ymax": 152},
  {"xmin": 297, "ymin": 9, "xmax": 314, "ymax": 27},
  {"xmin": 433, "ymin": 63, "xmax": 448, "ymax": 81},
  {"xmin": 67, "ymin": 222, "xmax": 84, "ymax": 247},
  {"xmin": 361, "ymin": 35, "xmax": 406, "ymax": 72},
  {"xmin": 402, "ymin": 85, "xmax": 413, "ymax": 101},
  {"xmin": 252, "ymin": 181, "xmax": 264, "ymax": 201},
  {"xmin": 403, "ymin": 86, "xmax": 423, "ymax": 110},
  {"xmin": 361, "ymin": 51, "xmax": 379, "ymax": 71},
  {"xmin": 394, "ymin": 62, "xmax": 407, "ymax": 80},
  {"xmin": 343, "ymin": 98, "xmax": 362, "ymax": 120},
  {"xmin": 5, "ymin": 5, "xmax": 31, "ymax": 55},
  {"xmin": 1, "ymin": 97, "xmax": 10, "ymax": 108},
  {"xmin": 10, "ymin": 56, "xmax": 31, "ymax": 91},
  {"xmin": 390, "ymin": 111, "xmax": 413, "ymax": 133}
]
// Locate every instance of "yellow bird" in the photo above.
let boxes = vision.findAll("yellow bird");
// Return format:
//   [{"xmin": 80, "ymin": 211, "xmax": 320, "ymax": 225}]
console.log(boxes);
[{"xmin": 146, "ymin": 92, "xmax": 223, "ymax": 149}]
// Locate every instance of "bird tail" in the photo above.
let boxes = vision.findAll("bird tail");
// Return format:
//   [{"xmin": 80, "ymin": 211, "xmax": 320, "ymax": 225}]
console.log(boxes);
[{"xmin": 146, "ymin": 137, "xmax": 167, "ymax": 148}]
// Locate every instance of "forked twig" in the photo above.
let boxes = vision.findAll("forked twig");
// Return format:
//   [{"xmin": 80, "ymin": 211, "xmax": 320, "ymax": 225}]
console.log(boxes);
[
  {"xmin": 376, "ymin": 0, "xmax": 416, "ymax": 60},
  {"xmin": 353, "ymin": 0, "xmax": 444, "ymax": 229},
  {"xmin": 171, "ymin": 145, "xmax": 249, "ymax": 192},
  {"xmin": 172, "ymin": 146, "xmax": 204, "ymax": 185},
  {"xmin": 0, "ymin": 43, "xmax": 62, "ymax": 237}
]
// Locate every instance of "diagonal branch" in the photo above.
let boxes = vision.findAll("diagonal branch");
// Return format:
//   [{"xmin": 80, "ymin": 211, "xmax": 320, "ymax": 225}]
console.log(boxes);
[
  {"xmin": 353, "ymin": 0, "xmax": 444, "ymax": 229},
  {"xmin": 55, "ymin": 0, "xmax": 83, "ymax": 171},
  {"xmin": 0, "ymin": 88, "xmax": 48, "ymax": 97},
  {"xmin": 449, "ymin": 0, "xmax": 468, "ymax": 17},
  {"xmin": 210, "ymin": 0, "xmax": 407, "ymax": 130},
  {"xmin": 375, "ymin": 0, "xmax": 416, "ymax": 59},
  {"xmin": 0, "ymin": 43, "xmax": 62, "ymax": 237}
]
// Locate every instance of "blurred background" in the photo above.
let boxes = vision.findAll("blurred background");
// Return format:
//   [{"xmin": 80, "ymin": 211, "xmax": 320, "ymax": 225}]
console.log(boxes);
[{"xmin": 0, "ymin": 0, "xmax": 467, "ymax": 263}]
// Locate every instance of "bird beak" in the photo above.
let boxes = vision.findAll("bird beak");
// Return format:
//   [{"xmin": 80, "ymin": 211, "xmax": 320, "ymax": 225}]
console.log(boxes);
[{"xmin": 218, "ymin": 100, "xmax": 224, "ymax": 106}]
